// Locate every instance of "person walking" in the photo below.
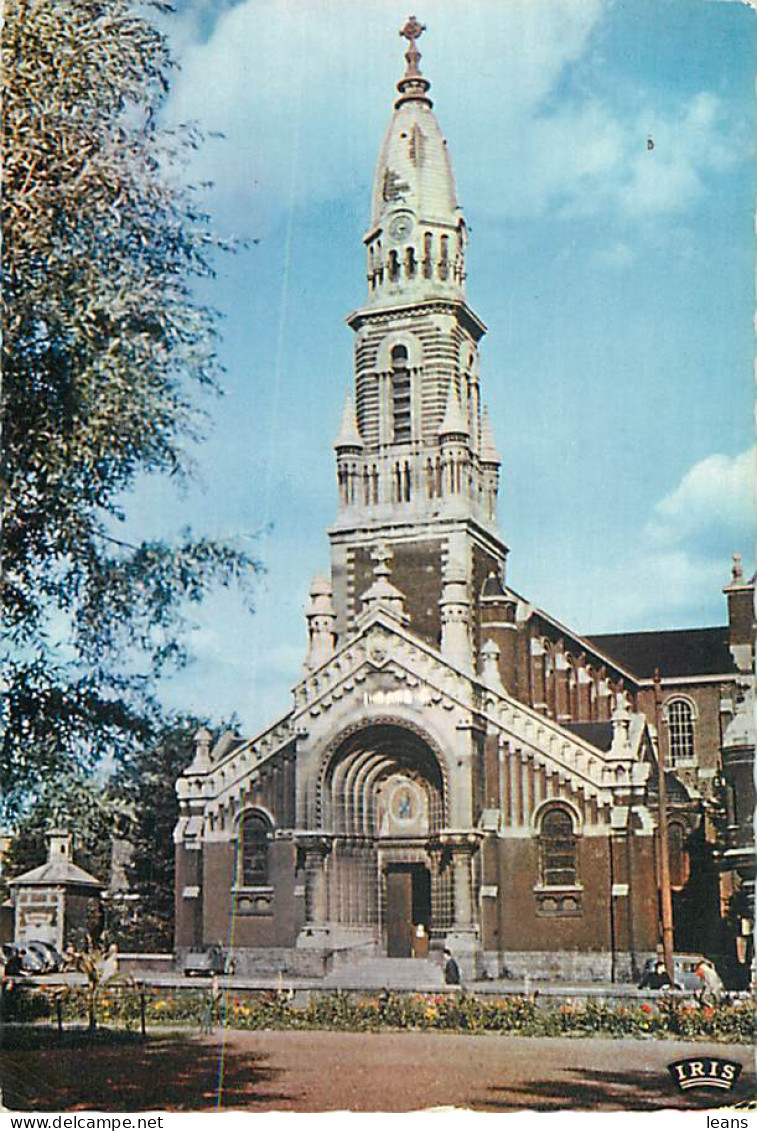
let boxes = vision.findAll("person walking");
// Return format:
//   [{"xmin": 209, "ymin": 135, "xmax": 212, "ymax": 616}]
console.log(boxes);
[
  {"xmin": 695, "ymin": 958, "xmax": 724, "ymax": 1003},
  {"xmin": 443, "ymin": 948, "xmax": 461, "ymax": 987},
  {"xmin": 201, "ymin": 972, "xmax": 222, "ymax": 1033}
]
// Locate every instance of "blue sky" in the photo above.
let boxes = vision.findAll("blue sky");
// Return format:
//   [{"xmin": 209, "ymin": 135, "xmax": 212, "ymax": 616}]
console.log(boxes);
[{"xmin": 125, "ymin": 0, "xmax": 755, "ymax": 736}]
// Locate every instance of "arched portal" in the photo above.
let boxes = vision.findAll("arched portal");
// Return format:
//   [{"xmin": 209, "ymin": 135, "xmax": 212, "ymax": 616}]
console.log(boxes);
[{"xmin": 318, "ymin": 723, "xmax": 451, "ymax": 955}]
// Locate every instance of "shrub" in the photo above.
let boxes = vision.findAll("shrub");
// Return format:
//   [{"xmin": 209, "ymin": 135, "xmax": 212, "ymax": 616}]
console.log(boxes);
[{"xmin": 7, "ymin": 983, "xmax": 754, "ymax": 1043}]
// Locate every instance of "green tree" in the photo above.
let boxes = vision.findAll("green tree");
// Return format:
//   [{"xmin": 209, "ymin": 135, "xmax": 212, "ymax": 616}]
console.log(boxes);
[
  {"xmin": 0, "ymin": 775, "xmax": 115, "ymax": 892},
  {"xmin": 110, "ymin": 716, "xmax": 211, "ymax": 951},
  {"xmin": 0, "ymin": 718, "xmax": 208, "ymax": 949},
  {"xmin": 1, "ymin": 0, "xmax": 260, "ymax": 818}
]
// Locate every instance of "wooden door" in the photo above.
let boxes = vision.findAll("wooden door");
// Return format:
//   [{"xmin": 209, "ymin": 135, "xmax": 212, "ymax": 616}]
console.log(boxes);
[{"xmin": 386, "ymin": 868, "xmax": 413, "ymax": 957}]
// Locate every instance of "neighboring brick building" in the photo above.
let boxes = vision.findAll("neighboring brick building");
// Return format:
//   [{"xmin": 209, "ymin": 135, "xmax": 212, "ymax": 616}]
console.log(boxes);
[{"xmin": 174, "ymin": 22, "xmax": 754, "ymax": 984}]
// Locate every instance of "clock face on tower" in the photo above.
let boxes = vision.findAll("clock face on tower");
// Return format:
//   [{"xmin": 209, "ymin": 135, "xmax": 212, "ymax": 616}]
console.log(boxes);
[{"xmin": 388, "ymin": 213, "xmax": 414, "ymax": 242}]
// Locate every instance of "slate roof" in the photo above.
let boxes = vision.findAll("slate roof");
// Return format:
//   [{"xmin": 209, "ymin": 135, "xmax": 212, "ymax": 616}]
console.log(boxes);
[
  {"xmin": 645, "ymin": 770, "xmax": 694, "ymax": 805},
  {"xmin": 585, "ymin": 627, "xmax": 735, "ymax": 680},
  {"xmin": 563, "ymin": 721, "xmax": 614, "ymax": 752},
  {"xmin": 9, "ymin": 857, "xmax": 103, "ymax": 889}
]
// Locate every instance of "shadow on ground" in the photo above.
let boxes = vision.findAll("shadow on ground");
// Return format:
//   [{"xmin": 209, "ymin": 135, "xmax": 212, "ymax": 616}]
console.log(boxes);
[
  {"xmin": 474, "ymin": 1065, "xmax": 757, "ymax": 1112},
  {"xmin": 0, "ymin": 1027, "xmax": 291, "ymax": 1111}
]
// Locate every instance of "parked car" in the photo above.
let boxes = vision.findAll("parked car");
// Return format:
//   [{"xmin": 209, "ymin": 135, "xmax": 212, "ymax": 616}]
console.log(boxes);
[
  {"xmin": 183, "ymin": 945, "xmax": 226, "ymax": 977},
  {"xmin": 26, "ymin": 940, "xmax": 63, "ymax": 973},
  {"xmin": 18, "ymin": 946, "xmax": 46, "ymax": 974},
  {"xmin": 1, "ymin": 944, "xmax": 24, "ymax": 976},
  {"xmin": 675, "ymin": 954, "xmax": 713, "ymax": 992},
  {"xmin": 637, "ymin": 953, "xmax": 716, "ymax": 992}
]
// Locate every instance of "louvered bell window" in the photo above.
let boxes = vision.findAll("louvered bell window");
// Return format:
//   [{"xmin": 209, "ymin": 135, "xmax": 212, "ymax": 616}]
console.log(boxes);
[{"xmin": 391, "ymin": 345, "xmax": 412, "ymax": 442}]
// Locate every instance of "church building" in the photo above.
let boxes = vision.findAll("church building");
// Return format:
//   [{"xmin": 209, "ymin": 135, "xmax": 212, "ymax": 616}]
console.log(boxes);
[{"xmin": 174, "ymin": 20, "xmax": 754, "ymax": 984}]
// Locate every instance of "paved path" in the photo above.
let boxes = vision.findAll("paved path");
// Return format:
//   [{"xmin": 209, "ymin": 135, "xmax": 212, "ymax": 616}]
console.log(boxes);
[
  {"xmin": 1, "ymin": 1030, "xmax": 753, "ymax": 1112},
  {"xmin": 210, "ymin": 1031, "xmax": 755, "ymax": 1112}
]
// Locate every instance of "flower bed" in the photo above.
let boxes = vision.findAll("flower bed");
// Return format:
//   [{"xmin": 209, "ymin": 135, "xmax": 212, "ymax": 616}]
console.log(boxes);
[{"xmin": 2, "ymin": 984, "xmax": 754, "ymax": 1043}]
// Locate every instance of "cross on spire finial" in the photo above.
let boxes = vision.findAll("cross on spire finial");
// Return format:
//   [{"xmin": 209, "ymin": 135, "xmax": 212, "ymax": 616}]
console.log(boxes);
[
  {"xmin": 394, "ymin": 15, "xmax": 432, "ymax": 108},
  {"xmin": 400, "ymin": 15, "xmax": 425, "ymax": 46},
  {"xmin": 399, "ymin": 15, "xmax": 426, "ymax": 79}
]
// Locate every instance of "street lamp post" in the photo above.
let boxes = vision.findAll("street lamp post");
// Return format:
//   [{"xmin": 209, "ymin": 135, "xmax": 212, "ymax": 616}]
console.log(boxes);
[{"xmin": 653, "ymin": 670, "xmax": 675, "ymax": 981}]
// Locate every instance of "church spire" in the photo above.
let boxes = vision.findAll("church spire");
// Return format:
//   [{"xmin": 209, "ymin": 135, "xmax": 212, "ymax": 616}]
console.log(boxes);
[
  {"xmin": 367, "ymin": 18, "xmax": 464, "ymax": 290},
  {"xmin": 330, "ymin": 16, "xmax": 509, "ymax": 644}
]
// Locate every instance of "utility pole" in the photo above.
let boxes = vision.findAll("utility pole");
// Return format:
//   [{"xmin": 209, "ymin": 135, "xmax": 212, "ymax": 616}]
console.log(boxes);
[{"xmin": 653, "ymin": 670, "xmax": 675, "ymax": 981}]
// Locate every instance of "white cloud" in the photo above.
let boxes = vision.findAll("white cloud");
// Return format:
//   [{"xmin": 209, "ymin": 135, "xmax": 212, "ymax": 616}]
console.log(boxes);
[
  {"xmin": 484, "ymin": 90, "xmax": 743, "ymax": 222},
  {"xmin": 163, "ymin": 0, "xmax": 606, "ymax": 229},
  {"xmin": 615, "ymin": 93, "xmax": 740, "ymax": 217},
  {"xmin": 527, "ymin": 447, "xmax": 755, "ymax": 632},
  {"xmin": 604, "ymin": 448, "xmax": 754, "ymax": 626},
  {"xmin": 646, "ymin": 447, "xmax": 755, "ymax": 550},
  {"xmin": 162, "ymin": 1, "xmax": 747, "ymax": 235}
]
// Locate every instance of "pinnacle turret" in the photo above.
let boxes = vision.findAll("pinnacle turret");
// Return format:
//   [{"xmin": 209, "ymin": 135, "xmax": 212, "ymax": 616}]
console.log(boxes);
[
  {"xmin": 439, "ymin": 381, "xmax": 469, "ymax": 438},
  {"xmin": 334, "ymin": 393, "xmax": 364, "ymax": 450},
  {"xmin": 480, "ymin": 407, "xmax": 501, "ymax": 465}
]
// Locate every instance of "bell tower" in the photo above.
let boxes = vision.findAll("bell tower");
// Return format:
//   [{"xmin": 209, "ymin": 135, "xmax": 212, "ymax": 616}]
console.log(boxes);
[{"xmin": 330, "ymin": 18, "xmax": 508, "ymax": 659}]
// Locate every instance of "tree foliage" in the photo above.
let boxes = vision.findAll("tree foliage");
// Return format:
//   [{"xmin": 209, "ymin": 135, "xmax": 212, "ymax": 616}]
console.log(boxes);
[
  {"xmin": 110, "ymin": 715, "xmax": 209, "ymax": 951},
  {"xmin": 1, "ymin": 0, "xmax": 260, "ymax": 817},
  {"xmin": 1, "ymin": 773, "xmax": 116, "ymax": 891},
  {"xmin": 1, "ymin": 717, "xmax": 207, "ymax": 951}
]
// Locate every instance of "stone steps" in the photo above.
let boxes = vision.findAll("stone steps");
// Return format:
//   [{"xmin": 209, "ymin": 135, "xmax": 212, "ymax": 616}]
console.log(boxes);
[{"xmin": 323, "ymin": 956, "xmax": 445, "ymax": 990}]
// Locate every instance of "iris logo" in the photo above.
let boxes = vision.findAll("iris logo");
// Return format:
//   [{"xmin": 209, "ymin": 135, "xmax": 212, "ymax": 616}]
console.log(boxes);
[{"xmin": 668, "ymin": 1057, "xmax": 742, "ymax": 1092}]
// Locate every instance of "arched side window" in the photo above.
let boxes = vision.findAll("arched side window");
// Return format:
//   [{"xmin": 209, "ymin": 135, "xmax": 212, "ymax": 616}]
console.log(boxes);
[
  {"xmin": 588, "ymin": 668, "xmax": 598, "ymax": 721},
  {"xmin": 238, "ymin": 810, "xmax": 273, "ymax": 887},
  {"xmin": 540, "ymin": 807, "xmax": 577, "ymax": 887},
  {"xmin": 566, "ymin": 657, "xmax": 579, "ymax": 719},
  {"xmin": 667, "ymin": 819, "xmax": 690, "ymax": 890},
  {"xmin": 391, "ymin": 344, "xmax": 412, "ymax": 442},
  {"xmin": 666, "ymin": 698, "xmax": 695, "ymax": 766},
  {"xmin": 543, "ymin": 644, "xmax": 556, "ymax": 717}
]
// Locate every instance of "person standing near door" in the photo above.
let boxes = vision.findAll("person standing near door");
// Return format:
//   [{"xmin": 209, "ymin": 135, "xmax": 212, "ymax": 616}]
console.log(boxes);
[{"xmin": 412, "ymin": 923, "xmax": 429, "ymax": 958}]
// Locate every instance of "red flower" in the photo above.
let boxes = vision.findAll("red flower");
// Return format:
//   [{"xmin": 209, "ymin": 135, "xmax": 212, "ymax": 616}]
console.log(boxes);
[{"xmin": 641, "ymin": 1002, "xmax": 653, "ymax": 1014}]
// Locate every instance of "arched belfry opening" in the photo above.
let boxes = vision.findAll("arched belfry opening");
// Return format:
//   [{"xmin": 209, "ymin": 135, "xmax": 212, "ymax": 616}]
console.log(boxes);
[{"xmin": 316, "ymin": 723, "xmax": 452, "ymax": 955}]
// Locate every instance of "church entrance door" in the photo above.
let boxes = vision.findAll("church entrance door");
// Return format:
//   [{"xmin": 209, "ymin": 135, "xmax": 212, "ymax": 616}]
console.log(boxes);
[{"xmin": 385, "ymin": 864, "xmax": 431, "ymax": 957}]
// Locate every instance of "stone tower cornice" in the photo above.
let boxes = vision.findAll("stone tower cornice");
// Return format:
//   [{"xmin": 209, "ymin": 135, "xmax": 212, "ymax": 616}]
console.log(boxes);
[{"xmin": 346, "ymin": 297, "xmax": 486, "ymax": 342}]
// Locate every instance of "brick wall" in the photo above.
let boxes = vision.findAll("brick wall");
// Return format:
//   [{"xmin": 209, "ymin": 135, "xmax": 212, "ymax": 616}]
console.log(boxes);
[
  {"xmin": 493, "ymin": 833, "xmax": 658, "ymax": 957},
  {"xmin": 353, "ymin": 538, "xmax": 443, "ymax": 646},
  {"xmin": 202, "ymin": 839, "xmax": 302, "ymax": 948},
  {"xmin": 174, "ymin": 845, "xmax": 203, "ymax": 949}
]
